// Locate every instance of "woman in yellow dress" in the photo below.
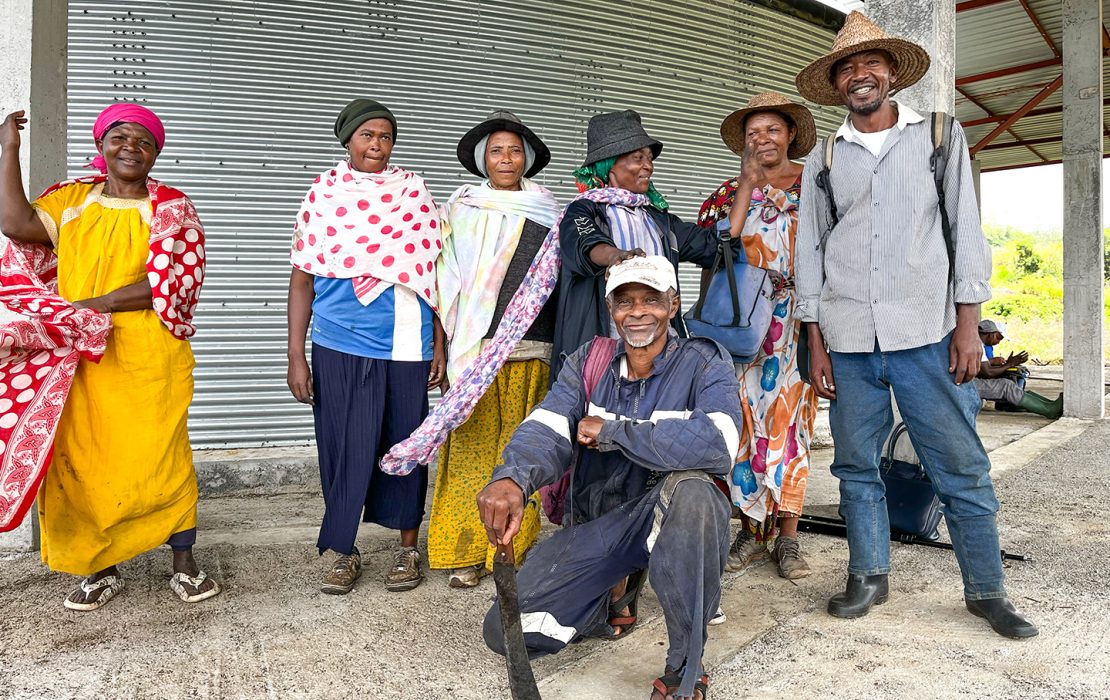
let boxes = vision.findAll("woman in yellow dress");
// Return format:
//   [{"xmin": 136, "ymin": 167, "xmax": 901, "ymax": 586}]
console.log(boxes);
[{"xmin": 0, "ymin": 105, "xmax": 220, "ymax": 610}]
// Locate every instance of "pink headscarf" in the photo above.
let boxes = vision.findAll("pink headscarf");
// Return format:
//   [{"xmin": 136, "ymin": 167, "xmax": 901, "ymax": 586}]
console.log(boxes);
[{"xmin": 86, "ymin": 103, "xmax": 166, "ymax": 173}]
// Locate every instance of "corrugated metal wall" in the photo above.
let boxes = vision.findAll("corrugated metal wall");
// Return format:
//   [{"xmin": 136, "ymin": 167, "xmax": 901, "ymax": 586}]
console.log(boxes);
[{"xmin": 66, "ymin": 0, "xmax": 844, "ymax": 448}]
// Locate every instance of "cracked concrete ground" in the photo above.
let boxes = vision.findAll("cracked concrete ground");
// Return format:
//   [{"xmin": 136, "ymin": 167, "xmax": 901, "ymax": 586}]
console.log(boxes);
[{"xmin": 0, "ymin": 380, "xmax": 1105, "ymax": 699}]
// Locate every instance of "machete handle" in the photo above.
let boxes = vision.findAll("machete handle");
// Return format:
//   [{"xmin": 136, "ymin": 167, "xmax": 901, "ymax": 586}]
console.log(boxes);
[{"xmin": 496, "ymin": 540, "xmax": 516, "ymax": 567}]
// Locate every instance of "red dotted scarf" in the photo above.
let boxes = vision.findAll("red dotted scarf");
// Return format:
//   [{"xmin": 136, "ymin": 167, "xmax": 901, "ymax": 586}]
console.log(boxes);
[{"xmin": 290, "ymin": 161, "xmax": 442, "ymax": 309}]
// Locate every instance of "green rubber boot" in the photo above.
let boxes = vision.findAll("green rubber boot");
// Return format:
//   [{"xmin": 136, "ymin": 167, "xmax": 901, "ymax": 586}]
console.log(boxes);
[{"xmin": 1018, "ymin": 391, "xmax": 1063, "ymax": 419}]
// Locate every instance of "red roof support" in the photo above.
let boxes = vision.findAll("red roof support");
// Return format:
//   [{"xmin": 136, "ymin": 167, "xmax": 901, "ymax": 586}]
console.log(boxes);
[
  {"xmin": 962, "ymin": 98, "xmax": 1110, "ymax": 127},
  {"xmin": 956, "ymin": 86, "xmax": 1048, "ymax": 161},
  {"xmin": 978, "ymin": 135, "xmax": 1062, "ymax": 152},
  {"xmin": 981, "ymin": 154, "xmax": 1110, "ymax": 173},
  {"xmin": 970, "ymin": 75, "xmax": 1063, "ymax": 156},
  {"xmin": 956, "ymin": 57, "xmax": 1062, "ymax": 86},
  {"xmin": 956, "ymin": 0, "xmax": 1011, "ymax": 11}
]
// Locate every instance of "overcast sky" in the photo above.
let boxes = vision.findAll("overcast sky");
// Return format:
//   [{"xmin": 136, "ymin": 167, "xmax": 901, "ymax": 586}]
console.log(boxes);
[{"xmin": 980, "ymin": 163, "xmax": 1110, "ymax": 234}]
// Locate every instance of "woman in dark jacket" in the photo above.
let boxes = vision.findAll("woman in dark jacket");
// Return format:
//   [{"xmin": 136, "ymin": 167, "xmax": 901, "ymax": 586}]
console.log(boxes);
[{"xmin": 551, "ymin": 109, "xmax": 734, "ymax": 380}]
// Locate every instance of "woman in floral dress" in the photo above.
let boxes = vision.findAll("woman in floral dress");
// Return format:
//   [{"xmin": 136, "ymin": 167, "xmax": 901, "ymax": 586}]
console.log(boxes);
[{"xmin": 697, "ymin": 92, "xmax": 819, "ymax": 580}]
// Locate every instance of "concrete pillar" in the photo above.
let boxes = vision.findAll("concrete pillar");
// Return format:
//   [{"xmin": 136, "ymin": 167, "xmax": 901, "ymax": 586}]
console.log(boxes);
[
  {"xmin": 1061, "ymin": 0, "xmax": 1105, "ymax": 419},
  {"xmin": 0, "ymin": 0, "xmax": 68, "ymax": 552},
  {"xmin": 867, "ymin": 0, "xmax": 956, "ymax": 114}
]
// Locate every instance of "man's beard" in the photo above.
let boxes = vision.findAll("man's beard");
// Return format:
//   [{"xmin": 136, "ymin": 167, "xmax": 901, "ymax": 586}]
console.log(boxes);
[
  {"xmin": 849, "ymin": 96, "xmax": 884, "ymax": 115},
  {"xmin": 623, "ymin": 329, "xmax": 658, "ymax": 348}
]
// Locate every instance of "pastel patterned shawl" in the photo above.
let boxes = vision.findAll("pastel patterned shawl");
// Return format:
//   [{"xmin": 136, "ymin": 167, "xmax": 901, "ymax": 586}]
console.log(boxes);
[
  {"xmin": 381, "ymin": 187, "xmax": 652, "ymax": 476},
  {"xmin": 438, "ymin": 179, "xmax": 559, "ymax": 384}
]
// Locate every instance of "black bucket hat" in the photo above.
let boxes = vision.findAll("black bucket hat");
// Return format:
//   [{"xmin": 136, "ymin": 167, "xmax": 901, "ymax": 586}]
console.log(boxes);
[
  {"xmin": 581, "ymin": 110, "xmax": 663, "ymax": 167},
  {"xmin": 457, "ymin": 109, "xmax": 551, "ymax": 179}
]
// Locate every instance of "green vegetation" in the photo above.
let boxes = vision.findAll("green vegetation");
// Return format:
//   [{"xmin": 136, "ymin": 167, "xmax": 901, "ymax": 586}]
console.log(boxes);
[{"xmin": 981, "ymin": 222, "xmax": 1110, "ymax": 364}]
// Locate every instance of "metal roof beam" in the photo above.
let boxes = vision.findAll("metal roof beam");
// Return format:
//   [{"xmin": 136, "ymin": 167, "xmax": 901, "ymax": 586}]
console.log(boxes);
[
  {"xmin": 956, "ymin": 0, "xmax": 1011, "ymax": 11},
  {"xmin": 956, "ymin": 57, "xmax": 1062, "ymax": 86},
  {"xmin": 1019, "ymin": 0, "xmax": 1060, "ymax": 57},
  {"xmin": 978, "ymin": 135, "xmax": 1063, "ymax": 151},
  {"xmin": 961, "ymin": 97, "xmax": 1110, "ymax": 127},
  {"xmin": 981, "ymin": 153, "xmax": 1110, "ymax": 173},
  {"xmin": 970, "ymin": 74, "xmax": 1063, "ymax": 156},
  {"xmin": 956, "ymin": 86, "xmax": 1048, "ymax": 161}
]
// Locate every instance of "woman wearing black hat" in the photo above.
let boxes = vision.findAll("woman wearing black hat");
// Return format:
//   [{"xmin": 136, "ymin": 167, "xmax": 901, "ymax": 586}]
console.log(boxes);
[
  {"xmin": 552, "ymin": 109, "xmax": 734, "ymax": 382},
  {"xmin": 426, "ymin": 110, "xmax": 561, "ymax": 588},
  {"xmin": 286, "ymin": 98, "xmax": 446, "ymax": 595}
]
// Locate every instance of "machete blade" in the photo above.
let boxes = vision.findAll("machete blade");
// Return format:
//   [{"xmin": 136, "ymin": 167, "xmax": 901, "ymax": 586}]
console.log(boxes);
[{"xmin": 493, "ymin": 541, "xmax": 541, "ymax": 700}]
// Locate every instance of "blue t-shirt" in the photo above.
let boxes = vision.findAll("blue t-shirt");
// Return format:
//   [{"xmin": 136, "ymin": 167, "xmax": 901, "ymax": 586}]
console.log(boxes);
[{"xmin": 311, "ymin": 278, "xmax": 433, "ymax": 361}]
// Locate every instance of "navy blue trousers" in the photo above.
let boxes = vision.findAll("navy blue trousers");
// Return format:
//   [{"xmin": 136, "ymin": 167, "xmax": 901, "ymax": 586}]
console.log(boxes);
[
  {"xmin": 484, "ymin": 472, "xmax": 730, "ymax": 699},
  {"xmin": 311, "ymin": 344, "xmax": 429, "ymax": 555}
]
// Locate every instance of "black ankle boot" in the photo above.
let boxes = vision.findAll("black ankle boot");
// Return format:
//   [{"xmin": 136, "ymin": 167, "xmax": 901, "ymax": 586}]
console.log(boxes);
[
  {"xmin": 827, "ymin": 573, "xmax": 889, "ymax": 619},
  {"xmin": 965, "ymin": 597, "xmax": 1039, "ymax": 639}
]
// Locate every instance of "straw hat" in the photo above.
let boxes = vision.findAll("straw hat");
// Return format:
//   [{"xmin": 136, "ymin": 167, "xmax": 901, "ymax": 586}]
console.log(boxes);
[
  {"xmin": 795, "ymin": 11, "xmax": 931, "ymax": 107},
  {"xmin": 719, "ymin": 92, "xmax": 817, "ymax": 160}
]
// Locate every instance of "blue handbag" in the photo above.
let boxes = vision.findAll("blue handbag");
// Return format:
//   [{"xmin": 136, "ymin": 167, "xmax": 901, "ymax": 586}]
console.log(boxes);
[
  {"xmin": 683, "ymin": 220, "xmax": 775, "ymax": 363},
  {"xmin": 881, "ymin": 423, "xmax": 943, "ymax": 541}
]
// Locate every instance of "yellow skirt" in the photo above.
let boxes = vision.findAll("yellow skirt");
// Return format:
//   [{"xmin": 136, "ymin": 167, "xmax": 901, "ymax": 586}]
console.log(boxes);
[{"xmin": 427, "ymin": 359, "xmax": 548, "ymax": 570}]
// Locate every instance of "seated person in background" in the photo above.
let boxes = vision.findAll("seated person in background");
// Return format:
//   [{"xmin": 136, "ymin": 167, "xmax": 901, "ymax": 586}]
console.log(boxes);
[
  {"xmin": 975, "ymin": 320, "xmax": 1061, "ymax": 418},
  {"xmin": 477, "ymin": 256, "xmax": 741, "ymax": 700}
]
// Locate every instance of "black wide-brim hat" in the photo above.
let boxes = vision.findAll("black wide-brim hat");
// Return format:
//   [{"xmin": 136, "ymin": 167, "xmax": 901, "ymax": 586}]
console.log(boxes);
[
  {"xmin": 457, "ymin": 110, "xmax": 551, "ymax": 179},
  {"xmin": 581, "ymin": 109, "xmax": 663, "ymax": 167}
]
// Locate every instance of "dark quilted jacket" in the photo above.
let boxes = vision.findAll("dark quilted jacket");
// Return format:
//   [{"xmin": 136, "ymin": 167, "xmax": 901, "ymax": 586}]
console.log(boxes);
[{"xmin": 490, "ymin": 335, "xmax": 742, "ymax": 524}]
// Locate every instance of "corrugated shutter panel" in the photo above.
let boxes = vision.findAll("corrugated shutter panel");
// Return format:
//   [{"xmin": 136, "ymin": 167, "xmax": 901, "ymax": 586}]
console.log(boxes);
[{"xmin": 66, "ymin": 0, "xmax": 842, "ymax": 448}]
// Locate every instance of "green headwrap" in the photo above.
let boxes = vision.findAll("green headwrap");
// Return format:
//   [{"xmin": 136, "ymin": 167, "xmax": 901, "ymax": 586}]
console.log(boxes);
[
  {"xmin": 572, "ymin": 157, "xmax": 669, "ymax": 211},
  {"xmin": 334, "ymin": 98, "xmax": 397, "ymax": 146}
]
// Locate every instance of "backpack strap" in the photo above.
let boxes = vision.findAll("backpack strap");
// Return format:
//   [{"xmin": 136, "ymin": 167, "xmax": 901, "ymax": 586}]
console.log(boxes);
[
  {"xmin": 582, "ymin": 336, "xmax": 618, "ymax": 406},
  {"xmin": 929, "ymin": 111, "xmax": 956, "ymax": 279},
  {"xmin": 813, "ymin": 134, "xmax": 839, "ymax": 252}
]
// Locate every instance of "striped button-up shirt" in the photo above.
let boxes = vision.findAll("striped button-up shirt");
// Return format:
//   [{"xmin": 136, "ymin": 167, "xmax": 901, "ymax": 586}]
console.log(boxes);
[{"xmin": 795, "ymin": 102, "xmax": 992, "ymax": 353}]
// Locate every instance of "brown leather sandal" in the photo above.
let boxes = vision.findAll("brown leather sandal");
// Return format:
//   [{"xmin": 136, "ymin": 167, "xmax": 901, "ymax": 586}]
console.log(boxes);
[{"xmin": 650, "ymin": 669, "xmax": 708, "ymax": 700}]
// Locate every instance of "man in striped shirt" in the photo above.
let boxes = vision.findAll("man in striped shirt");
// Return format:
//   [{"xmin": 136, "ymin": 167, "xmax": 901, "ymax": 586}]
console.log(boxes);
[{"xmin": 793, "ymin": 12, "xmax": 1038, "ymax": 639}]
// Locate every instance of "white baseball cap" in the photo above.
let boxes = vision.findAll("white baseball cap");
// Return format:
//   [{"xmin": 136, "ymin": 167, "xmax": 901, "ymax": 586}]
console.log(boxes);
[{"xmin": 604, "ymin": 255, "xmax": 678, "ymax": 298}]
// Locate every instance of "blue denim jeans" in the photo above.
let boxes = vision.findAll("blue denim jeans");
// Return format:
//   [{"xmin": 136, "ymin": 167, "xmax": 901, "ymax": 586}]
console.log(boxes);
[{"xmin": 828, "ymin": 334, "xmax": 1006, "ymax": 601}]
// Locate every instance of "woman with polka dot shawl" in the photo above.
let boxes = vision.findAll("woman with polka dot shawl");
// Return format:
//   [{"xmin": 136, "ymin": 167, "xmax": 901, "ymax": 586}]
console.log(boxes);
[
  {"xmin": 0, "ymin": 104, "xmax": 220, "ymax": 610},
  {"xmin": 286, "ymin": 98, "xmax": 446, "ymax": 594}
]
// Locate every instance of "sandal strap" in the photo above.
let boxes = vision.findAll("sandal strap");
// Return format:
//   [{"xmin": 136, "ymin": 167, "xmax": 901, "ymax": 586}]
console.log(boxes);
[
  {"xmin": 171, "ymin": 570, "xmax": 209, "ymax": 588},
  {"xmin": 608, "ymin": 615, "xmax": 636, "ymax": 626},
  {"xmin": 79, "ymin": 575, "xmax": 121, "ymax": 594},
  {"xmin": 610, "ymin": 569, "xmax": 648, "ymax": 614}
]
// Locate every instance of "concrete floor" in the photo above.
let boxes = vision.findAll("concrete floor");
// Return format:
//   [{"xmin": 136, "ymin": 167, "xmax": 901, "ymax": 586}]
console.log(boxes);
[{"xmin": 0, "ymin": 386, "xmax": 1104, "ymax": 699}]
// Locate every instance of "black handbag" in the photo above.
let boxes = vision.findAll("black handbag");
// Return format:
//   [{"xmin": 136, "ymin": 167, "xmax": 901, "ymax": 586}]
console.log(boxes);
[{"xmin": 880, "ymin": 423, "xmax": 943, "ymax": 541}]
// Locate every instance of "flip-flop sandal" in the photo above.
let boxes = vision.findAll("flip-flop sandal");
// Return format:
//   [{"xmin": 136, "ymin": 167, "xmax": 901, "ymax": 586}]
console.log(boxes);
[
  {"xmin": 64, "ymin": 575, "xmax": 125, "ymax": 611},
  {"xmin": 650, "ymin": 669, "xmax": 709, "ymax": 700},
  {"xmin": 603, "ymin": 569, "xmax": 648, "ymax": 640},
  {"xmin": 170, "ymin": 570, "xmax": 221, "ymax": 603}
]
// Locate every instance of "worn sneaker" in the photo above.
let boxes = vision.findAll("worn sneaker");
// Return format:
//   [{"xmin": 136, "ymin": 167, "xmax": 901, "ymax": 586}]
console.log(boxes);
[
  {"xmin": 773, "ymin": 536, "xmax": 812, "ymax": 580},
  {"xmin": 385, "ymin": 546, "xmax": 424, "ymax": 592},
  {"xmin": 321, "ymin": 547, "xmax": 362, "ymax": 595},
  {"xmin": 726, "ymin": 529, "xmax": 768, "ymax": 572},
  {"xmin": 448, "ymin": 564, "xmax": 486, "ymax": 589}
]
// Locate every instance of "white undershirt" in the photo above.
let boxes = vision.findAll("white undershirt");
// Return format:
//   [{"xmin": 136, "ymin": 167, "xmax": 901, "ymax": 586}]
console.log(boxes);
[{"xmin": 851, "ymin": 125, "xmax": 893, "ymax": 156}]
